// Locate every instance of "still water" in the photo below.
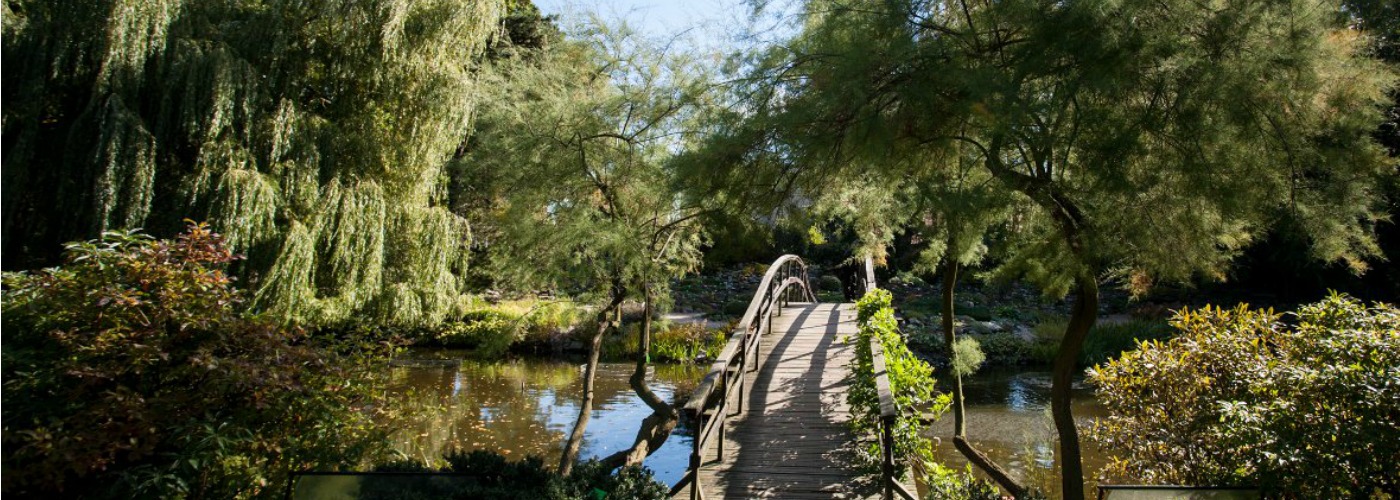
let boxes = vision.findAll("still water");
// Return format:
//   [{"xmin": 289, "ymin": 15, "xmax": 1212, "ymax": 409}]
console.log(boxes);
[
  {"xmin": 383, "ymin": 350, "xmax": 704, "ymax": 485},
  {"xmin": 927, "ymin": 370, "xmax": 1108, "ymax": 499},
  {"xmin": 385, "ymin": 353, "xmax": 1104, "ymax": 495}
]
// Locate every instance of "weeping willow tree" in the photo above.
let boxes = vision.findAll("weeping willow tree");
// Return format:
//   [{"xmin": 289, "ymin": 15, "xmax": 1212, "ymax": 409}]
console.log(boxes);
[
  {"xmin": 689, "ymin": 0, "xmax": 1396, "ymax": 498},
  {"xmin": 2, "ymin": 0, "xmax": 506, "ymax": 329},
  {"xmin": 463, "ymin": 18, "xmax": 710, "ymax": 475}
]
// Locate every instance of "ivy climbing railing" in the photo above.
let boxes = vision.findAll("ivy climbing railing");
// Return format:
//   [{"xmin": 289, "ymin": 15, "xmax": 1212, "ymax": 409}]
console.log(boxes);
[
  {"xmin": 860, "ymin": 255, "xmax": 921, "ymax": 500},
  {"xmin": 669, "ymin": 254, "xmax": 816, "ymax": 500}
]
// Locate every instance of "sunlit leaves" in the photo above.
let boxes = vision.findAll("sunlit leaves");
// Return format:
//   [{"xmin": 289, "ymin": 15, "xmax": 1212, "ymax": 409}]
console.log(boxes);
[{"xmin": 1089, "ymin": 294, "xmax": 1400, "ymax": 496}]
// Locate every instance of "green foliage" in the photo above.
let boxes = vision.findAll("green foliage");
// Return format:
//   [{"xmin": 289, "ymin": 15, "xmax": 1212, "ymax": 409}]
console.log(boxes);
[
  {"xmin": 1, "ymin": 224, "xmax": 391, "ymax": 499},
  {"xmin": 960, "ymin": 305, "xmax": 994, "ymax": 322},
  {"xmin": 1088, "ymin": 294, "xmax": 1400, "ymax": 496},
  {"xmin": 1032, "ymin": 318, "xmax": 1176, "ymax": 367},
  {"xmin": 650, "ymin": 323, "xmax": 728, "ymax": 363},
  {"xmin": 422, "ymin": 300, "xmax": 590, "ymax": 355},
  {"xmin": 1079, "ymin": 320, "xmax": 1176, "ymax": 368},
  {"xmin": 950, "ymin": 336, "xmax": 986, "ymax": 377},
  {"xmin": 464, "ymin": 18, "xmax": 707, "ymax": 307},
  {"xmin": 434, "ymin": 310, "xmax": 521, "ymax": 357},
  {"xmin": 972, "ymin": 332, "xmax": 1038, "ymax": 366},
  {"xmin": 722, "ymin": 299, "xmax": 752, "ymax": 317},
  {"xmin": 818, "ymin": 275, "xmax": 844, "ymax": 293},
  {"xmin": 849, "ymin": 289, "xmax": 950, "ymax": 476},
  {"xmin": 3, "ymin": 0, "xmax": 503, "ymax": 329},
  {"xmin": 360, "ymin": 450, "xmax": 667, "ymax": 499},
  {"xmin": 921, "ymin": 463, "xmax": 1005, "ymax": 500}
]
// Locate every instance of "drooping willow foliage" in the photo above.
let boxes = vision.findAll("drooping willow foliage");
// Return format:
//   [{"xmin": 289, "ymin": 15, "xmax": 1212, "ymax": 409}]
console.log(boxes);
[{"xmin": 3, "ymin": 0, "xmax": 505, "ymax": 328}]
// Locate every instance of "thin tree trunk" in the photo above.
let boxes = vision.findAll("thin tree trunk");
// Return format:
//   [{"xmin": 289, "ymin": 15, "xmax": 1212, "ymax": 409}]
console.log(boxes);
[
  {"xmin": 941, "ymin": 256, "xmax": 1027, "ymax": 497},
  {"xmin": 1052, "ymin": 274, "xmax": 1098, "ymax": 500},
  {"xmin": 600, "ymin": 284, "xmax": 679, "ymax": 469},
  {"xmin": 558, "ymin": 282, "xmax": 626, "ymax": 476}
]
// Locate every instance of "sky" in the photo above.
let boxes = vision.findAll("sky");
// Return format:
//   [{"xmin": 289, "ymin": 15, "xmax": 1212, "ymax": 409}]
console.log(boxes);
[{"xmin": 532, "ymin": 0, "xmax": 799, "ymax": 54}]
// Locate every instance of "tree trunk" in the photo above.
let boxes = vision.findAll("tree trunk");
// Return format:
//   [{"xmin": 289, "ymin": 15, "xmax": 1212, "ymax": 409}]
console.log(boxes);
[
  {"xmin": 1052, "ymin": 274, "xmax": 1098, "ymax": 500},
  {"xmin": 941, "ymin": 257, "xmax": 1027, "ymax": 497},
  {"xmin": 599, "ymin": 284, "xmax": 679, "ymax": 469},
  {"xmin": 558, "ymin": 283, "xmax": 626, "ymax": 476}
]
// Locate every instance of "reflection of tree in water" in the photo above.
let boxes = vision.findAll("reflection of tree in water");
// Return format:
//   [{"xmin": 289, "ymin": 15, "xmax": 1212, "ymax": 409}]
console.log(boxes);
[{"xmin": 379, "ymin": 359, "xmax": 704, "ymax": 467}]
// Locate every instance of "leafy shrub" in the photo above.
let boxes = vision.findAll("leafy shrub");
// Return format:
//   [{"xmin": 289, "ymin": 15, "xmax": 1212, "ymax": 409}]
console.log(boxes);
[
  {"xmin": 849, "ymin": 289, "xmax": 950, "ymax": 476},
  {"xmin": 601, "ymin": 323, "xmax": 643, "ymax": 360},
  {"xmin": 992, "ymin": 305, "xmax": 1025, "ymax": 321},
  {"xmin": 960, "ymin": 305, "xmax": 994, "ymax": 321},
  {"xmin": 651, "ymin": 323, "xmax": 727, "ymax": 363},
  {"xmin": 1032, "ymin": 317, "xmax": 1070, "ymax": 343},
  {"xmin": 1031, "ymin": 317, "xmax": 1175, "ymax": 367},
  {"xmin": 1089, "ymin": 294, "xmax": 1400, "ymax": 497},
  {"xmin": 971, "ymin": 331, "xmax": 1037, "ymax": 365},
  {"xmin": 1079, "ymin": 319, "xmax": 1174, "ymax": 367},
  {"xmin": 921, "ymin": 463, "xmax": 1004, "ymax": 500},
  {"xmin": 722, "ymin": 298, "xmax": 751, "ymax": 317},
  {"xmin": 360, "ymin": 450, "xmax": 667, "ymax": 499},
  {"xmin": 818, "ymin": 274, "xmax": 844, "ymax": 292},
  {"xmin": 738, "ymin": 262, "xmax": 769, "ymax": 278},
  {"xmin": 906, "ymin": 327, "xmax": 944, "ymax": 352},
  {"xmin": 427, "ymin": 300, "xmax": 588, "ymax": 355},
  {"xmin": 950, "ymin": 336, "xmax": 986, "ymax": 377},
  {"xmin": 1, "ymin": 224, "xmax": 390, "ymax": 499},
  {"xmin": 434, "ymin": 309, "xmax": 521, "ymax": 355}
]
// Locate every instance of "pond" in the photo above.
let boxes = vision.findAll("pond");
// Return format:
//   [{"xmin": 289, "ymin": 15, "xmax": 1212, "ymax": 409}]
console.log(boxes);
[
  {"xmin": 383, "ymin": 352, "xmax": 1105, "ymax": 497},
  {"xmin": 926, "ymin": 369, "xmax": 1108, "ymax": 499},
  {"xmin": 382, "ymin": 350, "xmax": 704, "ymax": 485}
]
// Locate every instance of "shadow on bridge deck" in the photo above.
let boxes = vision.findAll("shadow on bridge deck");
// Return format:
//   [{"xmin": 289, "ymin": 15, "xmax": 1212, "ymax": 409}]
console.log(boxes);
[{"xmin": 691, "ymin": 302, "xmax": 883, "ymax": 499}]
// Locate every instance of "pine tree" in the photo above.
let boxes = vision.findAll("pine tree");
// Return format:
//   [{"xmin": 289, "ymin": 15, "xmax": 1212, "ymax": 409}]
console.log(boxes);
[
  {"xmin": 463, "ymin": 18, "xmax": 710, "ymax": 474},
  {"xmin": 695, "ymin": 0, "xmax": 1396, "ymax": 497}
]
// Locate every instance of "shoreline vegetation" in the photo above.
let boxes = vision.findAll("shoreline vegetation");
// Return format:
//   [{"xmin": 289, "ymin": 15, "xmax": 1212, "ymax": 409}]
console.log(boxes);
[{"xmin": 4, "ymin": 0, "xmax": 1397, "ymax": 498}]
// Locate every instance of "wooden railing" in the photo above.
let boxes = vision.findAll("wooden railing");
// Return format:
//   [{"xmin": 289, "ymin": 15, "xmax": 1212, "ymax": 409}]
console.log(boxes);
[
  {"xmin": 669, "ymin": 255, "xmax": 816, "ymax": 500},
  {"xmin": 863, "ymin": 255, "xmax": 918, "ymax": 500}
]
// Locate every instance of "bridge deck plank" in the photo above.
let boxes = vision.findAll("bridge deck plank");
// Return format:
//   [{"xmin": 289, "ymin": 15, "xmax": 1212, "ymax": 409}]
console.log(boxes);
[{"xmin": 680, "ymin": 302, "xmax": 901, "ymax": 499}]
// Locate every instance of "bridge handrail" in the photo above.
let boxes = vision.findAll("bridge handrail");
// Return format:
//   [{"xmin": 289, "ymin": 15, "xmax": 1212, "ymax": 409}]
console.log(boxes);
[
  {"xmin": 864, "ymin": 255, "xmax": 917, "ymax": 500},
  {"xmin": 671, "ymin": 254, "xmax": 815, "ymax": 499}
]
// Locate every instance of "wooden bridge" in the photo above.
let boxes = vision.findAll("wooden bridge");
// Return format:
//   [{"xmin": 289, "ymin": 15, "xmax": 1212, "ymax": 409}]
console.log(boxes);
[{"xmin": 670, "ymin": 255, "xmax": 917, "ymax": 499}]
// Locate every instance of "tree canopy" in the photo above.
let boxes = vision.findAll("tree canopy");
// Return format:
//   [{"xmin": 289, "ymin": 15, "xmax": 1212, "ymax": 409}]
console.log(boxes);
[
  {"xmin": 685, "ymin": 0, "xmax": 1396, "ymax": 497},
  {"xmin": 3, "ymin": 0, "xmax": 507, "ymax": 329}
]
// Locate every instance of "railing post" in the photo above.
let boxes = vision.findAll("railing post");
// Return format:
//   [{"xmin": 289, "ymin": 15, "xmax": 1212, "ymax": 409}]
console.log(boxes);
[
  {"xmin": 882, "ymin": 415, "xmax": 895, "ymax": 500},
  {"xmin": 737, "ymin": 330, "xmax": 746, "ymax": 415},
  {"xmin": 690, "ymin": 430, "xmax": 702, "ymax": 500}
]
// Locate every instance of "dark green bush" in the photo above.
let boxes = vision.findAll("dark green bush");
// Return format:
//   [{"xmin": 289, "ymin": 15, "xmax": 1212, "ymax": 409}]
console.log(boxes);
[
  {"xmin": 1032, "ymin": 317, "xmax": 1176, "ymax": 367},
  {"xmin": 1089, "ymin": 294, "xmax": 1400, "ymax": 497},
  {"xmin": 818, "ymin": 275, "xmax": 844, "ymax": 292},
  {"xmin": 1, "ymin": 224, "xmax": 391, "ymax": 499},
  {"xmin": 433, "ymin": 309, "xmax": 521, "ymax": 355},
  {"xmin": 922, "ymin": 463, "xmax": 1004, "ymax": 500},
  {"xmin": 651, "ymin": 323, "xmax": 727, "ymax": 362},
  {"xmin": 722, "ymin": 298, "xmax": 750, "ymax": 317},
  {"xmin": 1078, "ymin": 319, "xmax": 1175, "ymax": 367},
  {"xmin": 358, "ymin": 450, "xmax": 668, "ymax": 499},
  {"xmin": 960, "ymin": 305, "xmax": 995, "ymax": 321},
  {"xmin": 970, "ymin": 331, "xmax": 1036, "ymax": 365}
]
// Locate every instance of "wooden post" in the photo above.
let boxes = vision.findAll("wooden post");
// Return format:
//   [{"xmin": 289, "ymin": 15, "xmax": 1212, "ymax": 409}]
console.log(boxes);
[
  {"xmin": 738, "ymin": 331, "xmax": 746, "ymax": 414},
  {"xmin": 882, "ymin": 416, "xmax": 896, "ymax": 500}
]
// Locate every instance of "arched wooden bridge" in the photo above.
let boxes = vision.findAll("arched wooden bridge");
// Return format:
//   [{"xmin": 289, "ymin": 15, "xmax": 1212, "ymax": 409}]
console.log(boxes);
[{"xmin": 670, "ymin": 255, "xmax": 917, "ymax": 499}]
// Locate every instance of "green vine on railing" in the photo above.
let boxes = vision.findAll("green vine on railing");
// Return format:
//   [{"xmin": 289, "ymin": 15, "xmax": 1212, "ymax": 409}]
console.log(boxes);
[{"xmin": 849, "ymin": 288, "xmax": 950, "ymax": 477}]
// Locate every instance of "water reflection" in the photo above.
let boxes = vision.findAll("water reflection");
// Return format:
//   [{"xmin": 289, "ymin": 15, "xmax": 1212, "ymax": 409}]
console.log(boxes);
[
  {"xmin": 926, "ymin": 370, "xmax": 1108, "ymax": 499},
  {"xmin": 381, "ymin": 350, "xmax": 704, "ymax": 485}
]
